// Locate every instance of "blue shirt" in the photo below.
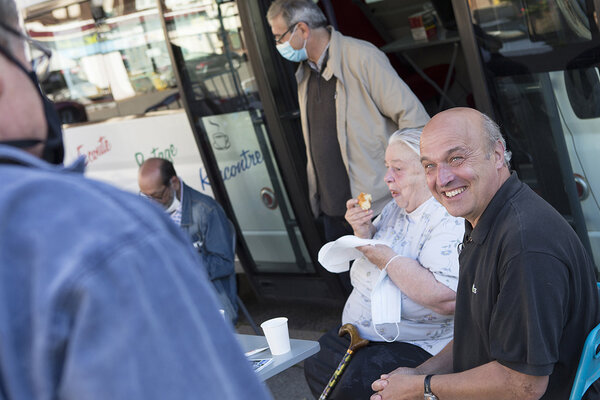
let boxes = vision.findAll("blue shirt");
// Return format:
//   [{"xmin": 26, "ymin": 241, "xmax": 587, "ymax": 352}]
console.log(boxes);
[{"xmin": 0, "ymin": 146, "xmax": 271, "ymax": 399}]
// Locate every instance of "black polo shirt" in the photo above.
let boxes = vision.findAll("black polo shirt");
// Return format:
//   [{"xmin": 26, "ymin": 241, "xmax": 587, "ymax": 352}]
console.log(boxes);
[{"xmin": 453, "ymin": 172, "xmax": 600, "ymax": 399}]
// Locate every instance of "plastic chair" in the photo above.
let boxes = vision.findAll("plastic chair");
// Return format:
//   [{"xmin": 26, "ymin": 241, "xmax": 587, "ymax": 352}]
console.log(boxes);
[
  {"xmin": 228, "ymin": 219, "xmax": 261, "ymax": 335},
  {"xmin": 569, "ymin": 282, "xmax": 600, "ymax": 400}
]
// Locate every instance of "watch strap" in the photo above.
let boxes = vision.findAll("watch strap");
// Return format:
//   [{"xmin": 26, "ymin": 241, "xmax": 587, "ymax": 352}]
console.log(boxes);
[{"xmin": 424, "ymin": 374, "xmax": 435, "ymax": 394}]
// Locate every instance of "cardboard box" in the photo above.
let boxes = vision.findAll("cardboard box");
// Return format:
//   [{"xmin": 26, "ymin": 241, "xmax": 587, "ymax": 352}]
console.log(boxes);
[{"xmin": 408, "ymin": 10, "xmax": 437, "ymax": 41}]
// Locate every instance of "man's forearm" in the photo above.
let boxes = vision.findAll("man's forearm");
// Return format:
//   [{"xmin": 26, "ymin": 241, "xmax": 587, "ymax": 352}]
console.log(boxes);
[
  {"xmin": 415, "ymin": 340, "xmax": 454, "ymax": 375},
  {"xmin": 374, "ymin": 360, "xmax": 548, "ymax": 400},
  {"xmin": 421, "ymin": 362, "xmax": 548, "ymax": 400}
]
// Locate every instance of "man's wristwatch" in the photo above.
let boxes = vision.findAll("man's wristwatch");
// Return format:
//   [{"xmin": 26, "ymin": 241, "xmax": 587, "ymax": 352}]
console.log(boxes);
[{"xmin": 424, "ymin": 374, "xmax": 439, "ymax": 400}]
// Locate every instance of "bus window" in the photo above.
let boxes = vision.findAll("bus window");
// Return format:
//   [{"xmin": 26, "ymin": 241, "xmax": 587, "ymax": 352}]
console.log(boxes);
[
  {"xmin": 470, "ymin": 0, "xmax": 591, "ymax": 57},
  {"xmin": 466, "ymin": 0, "xmax": 600, "ymax": 264},
  {"xmin": 24, "ymin": 0, "xmax": 181, "ymax": 122},
  {"xmin": 164, "ymin": 1, "xmax": 251, "ymax": 113},
  {"xmin": 162, "ymin": 0, "xmax": 314, "ymax": 274}
]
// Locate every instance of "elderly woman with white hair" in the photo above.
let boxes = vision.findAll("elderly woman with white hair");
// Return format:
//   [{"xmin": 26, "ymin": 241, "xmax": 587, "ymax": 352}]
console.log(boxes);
[{"xmin": 304, "ymin": 129, "xmax": 464, "ymax": 399}]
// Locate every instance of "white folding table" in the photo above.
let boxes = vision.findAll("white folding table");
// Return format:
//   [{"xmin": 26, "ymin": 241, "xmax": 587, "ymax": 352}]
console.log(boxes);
[{"xmin": 237, "ymin": 334, "xmax": 320, "ymax": 381}]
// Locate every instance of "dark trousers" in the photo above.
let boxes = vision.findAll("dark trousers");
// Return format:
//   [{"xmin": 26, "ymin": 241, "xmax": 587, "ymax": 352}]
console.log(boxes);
[
  {"xmin": 304, "ymin": 326, "xmax": 432, "ymax": 400},
  {"xmin": 318, "ymin": 214, "xmax": 354, "ymax": 296},
  {"xmin": 321, "ymin": 214, "xmax": 353, "ymax": 243}
]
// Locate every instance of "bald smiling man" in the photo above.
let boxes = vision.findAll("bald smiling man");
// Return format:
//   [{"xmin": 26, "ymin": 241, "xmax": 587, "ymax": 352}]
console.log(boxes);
[{"xmin": 371, "ymin": 108, "xmax": 600, "ymax": 400}]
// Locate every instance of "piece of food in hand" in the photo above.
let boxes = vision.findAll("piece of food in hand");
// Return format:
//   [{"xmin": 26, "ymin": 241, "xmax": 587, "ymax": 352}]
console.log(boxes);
[{"xmin": 357, "ymin": 192, "xmax": 372, "ymax": 211}]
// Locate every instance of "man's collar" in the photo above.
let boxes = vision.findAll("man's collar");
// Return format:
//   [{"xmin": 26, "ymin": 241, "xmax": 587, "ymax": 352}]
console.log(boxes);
[
  {"xmin": 296, "ymin": 27, "xmax": 336, "ymax": 82},
  {"xmin": 308, "ymin": 41, "xmax": 330, "ymax": 72},
  {"xmin": 0, "ymin": 144, "xmax": 85, "ymax": 173},
  {"xmin": 179, "ymin": 180, "xmax": 193, "ymax": 226},
  {"xmin": 178, "ymin": 178, "xmax": 185, "ymax": 203}
]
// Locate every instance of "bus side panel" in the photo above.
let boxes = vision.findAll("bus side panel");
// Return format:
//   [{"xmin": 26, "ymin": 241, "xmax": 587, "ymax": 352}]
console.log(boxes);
[
  {"xmin": 62, "ymin": 111, "xmax": 304, "ymax": 266},
  {"xmin": 550, "ymin": 71, "xmax": 600, "ymax": 264},
  {"xmin": 62, "ymin": 112, "xmax": 212, "ymax": 196}
]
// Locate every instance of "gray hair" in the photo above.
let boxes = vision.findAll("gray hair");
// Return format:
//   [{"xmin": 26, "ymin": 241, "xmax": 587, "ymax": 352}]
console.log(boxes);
[
  {"xmin": 388, "ymin": 128, "xmax": 422, "ymax": 157},
  {"xmin": 267, "ymin": 0, "xmax": 328, "ymax": 29},
  {"xmin": 481, "ymin": 113, "xmax": 512, "ymax": 166},
  {"xmin": 0, "ymin": 0, "xmax": 19, "ymax": 51}
]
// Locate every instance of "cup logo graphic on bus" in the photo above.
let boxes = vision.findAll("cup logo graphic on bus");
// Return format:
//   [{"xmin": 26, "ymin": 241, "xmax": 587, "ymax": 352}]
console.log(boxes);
[{"xmin": 209, "ymin": 121, "xmax": 231, "ymax": 150}]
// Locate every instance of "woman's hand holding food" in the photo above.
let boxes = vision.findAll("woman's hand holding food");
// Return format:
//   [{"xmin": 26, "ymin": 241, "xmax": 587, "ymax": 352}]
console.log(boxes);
[{"xmin": 345, "ymin": 192, "xmax": 375, "ymax": 238}]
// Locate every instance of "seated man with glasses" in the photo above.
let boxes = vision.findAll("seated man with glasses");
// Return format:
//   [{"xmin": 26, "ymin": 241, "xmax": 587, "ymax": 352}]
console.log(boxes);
[
  {"xmin": 138, "ymin": 157, "xmax": 238, "ymax": 323},
  {"xmin": 0, "ymin": 1, "xmax": 268, "ymax": 398}
]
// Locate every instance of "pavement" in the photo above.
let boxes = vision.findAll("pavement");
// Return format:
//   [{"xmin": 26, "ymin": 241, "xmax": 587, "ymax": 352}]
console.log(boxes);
[{"xmin": 235, "ymin": 293, "xmax": 344, "ymax": 400}]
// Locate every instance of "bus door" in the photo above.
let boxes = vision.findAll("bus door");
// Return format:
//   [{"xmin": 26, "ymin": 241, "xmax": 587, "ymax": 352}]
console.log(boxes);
[
  {"xmin": 453, "ymin": 0, "xmax": 600, "ymax": 267},
  {"xmin": 22, "ymin": 0, "xmax": 347, "ymax": 303},
  {"xmin": 158, "ymin": 0, "xmax": 346, "ymax": 302}
]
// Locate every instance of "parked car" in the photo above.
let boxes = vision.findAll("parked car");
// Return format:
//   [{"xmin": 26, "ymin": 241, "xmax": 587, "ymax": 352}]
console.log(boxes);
[
  {"xmin": 54, "ymin": 100, "xmax": 88, "ymax": 124},
  {"xmin": 41, "ymin": 70, "xmax": 105, "ymax": 102},
  {"xmin": 185, "ymin": 51, "xmax": 244, "ymax": 80}
]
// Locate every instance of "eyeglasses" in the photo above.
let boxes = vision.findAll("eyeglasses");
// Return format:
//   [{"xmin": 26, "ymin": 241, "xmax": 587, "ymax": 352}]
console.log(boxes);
[
  {"xmin": 274, "ymin": 23, "xmax": 298, "ymax": 44},
  {"xmin": 139, "ymin": 184, "xmax": 170, "ymax": 202},
  {"xmin": 0, "ymin": 20, "xmax": 52, "ymax": 82}
]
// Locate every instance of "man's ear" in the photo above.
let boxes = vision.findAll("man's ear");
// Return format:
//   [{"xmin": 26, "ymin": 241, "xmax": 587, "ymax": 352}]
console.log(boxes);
[
  {"xmin": 296, "ymin": 21, "xmax": 310, "ymax": 40},
  {"xmin": 172, "ymin": 175, "xmax": 181, "ymax": 191},
  {"xmin": 493, "ymin": 140, "xmax": 505, "ymax": 168}
]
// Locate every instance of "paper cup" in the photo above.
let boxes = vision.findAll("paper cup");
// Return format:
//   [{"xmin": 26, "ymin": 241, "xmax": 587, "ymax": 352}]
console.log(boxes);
[{"xmin": 260, "ymin": 317, "xmax": 291, "ymax": 355}]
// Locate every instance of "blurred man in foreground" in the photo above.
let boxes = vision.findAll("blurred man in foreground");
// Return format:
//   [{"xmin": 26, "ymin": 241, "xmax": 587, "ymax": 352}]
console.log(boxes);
[
  {"xmin": 371, "ymin": 108, "xmax": 600, "ymax": 399},
  {"xmin": 0, "ymin": 2, "xmax": 270, "ymax": 398}
]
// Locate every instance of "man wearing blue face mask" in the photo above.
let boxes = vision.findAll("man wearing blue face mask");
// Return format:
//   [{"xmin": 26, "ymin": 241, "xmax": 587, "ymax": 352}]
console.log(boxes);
[{"xmin": 266, "ymin": 0, "xmax": 430, "ymax": 256}]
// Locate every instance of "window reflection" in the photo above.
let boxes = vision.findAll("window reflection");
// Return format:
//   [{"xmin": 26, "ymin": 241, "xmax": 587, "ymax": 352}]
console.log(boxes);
[
  {"xmin": 161, "ymin": 0, "xmax": 313, "ymax": 274},
  {"xmin": 24, "ymin": 0, "xmax": 181, "ymax": 123},
  {"xmin": 469, "ymin": 0, "xmax": 591, "ymax": 56},
  {"xmin": 163, "ymin": 0, "xmax": 256, "ymax": 114}
]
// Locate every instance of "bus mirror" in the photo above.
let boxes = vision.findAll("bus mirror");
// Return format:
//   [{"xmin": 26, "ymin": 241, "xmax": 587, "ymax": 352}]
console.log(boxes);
[{"xmin": 564, "ymin": 68, "xmax": 600, "ymax": 120}]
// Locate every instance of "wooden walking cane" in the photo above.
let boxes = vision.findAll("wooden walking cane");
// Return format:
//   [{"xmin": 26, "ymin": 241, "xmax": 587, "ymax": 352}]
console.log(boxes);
[{"xmin": 319, "ymin": 323, "xmax": 369, "ymax": 400}]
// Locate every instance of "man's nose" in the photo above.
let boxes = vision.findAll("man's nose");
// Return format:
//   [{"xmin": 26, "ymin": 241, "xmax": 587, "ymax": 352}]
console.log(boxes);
[{"xmin": 437, "ymin": 164, "xmax": 454, "ymax": 187}]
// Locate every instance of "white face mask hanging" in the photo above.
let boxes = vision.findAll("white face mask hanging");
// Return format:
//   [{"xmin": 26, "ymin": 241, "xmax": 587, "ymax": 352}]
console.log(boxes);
[
  {"xmin": 370, "ymin": 255, "xmax": 402, "ymax": 342},
  {"xmin": 164, "ymin": 188, "xmax": 180, "ymax": 214}
]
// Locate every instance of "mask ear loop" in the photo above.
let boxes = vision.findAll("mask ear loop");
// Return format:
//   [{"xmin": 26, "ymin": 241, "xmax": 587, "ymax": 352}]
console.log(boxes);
[
  {"xmin": 289, "ymin": 22, "xmax": 309, "ymax": 55},
  {"xmin": 383, "ymin": 254, "xmax": 401, "ymax": 271},
  {"xmin": 373, "ymin": 254, "xmax": 402, "ymax": 343},
  {"xmin": 300, "ymin": 24, "xmax": 309, "ymax": 52},
  {"xmin": 375, "ymin": 322, "xmax": 401, "ymax": 343},
  {"xmin": 288, "ymin": 24, "xmax": 301, "ymax": 44}
]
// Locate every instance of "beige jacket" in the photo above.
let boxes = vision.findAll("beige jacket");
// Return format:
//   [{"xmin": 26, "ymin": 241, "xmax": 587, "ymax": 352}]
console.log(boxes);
[{"xmin": 296, "ymin": 28, "xmax": 430, "ymax": 216}]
